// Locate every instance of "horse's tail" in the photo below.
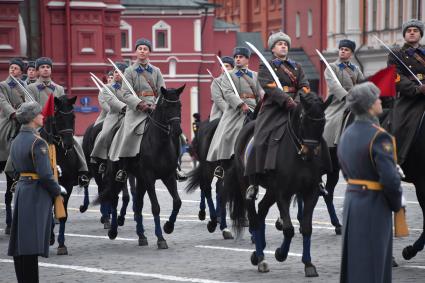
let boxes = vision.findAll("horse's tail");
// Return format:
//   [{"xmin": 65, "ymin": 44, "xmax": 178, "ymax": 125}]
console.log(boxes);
[{"xmin": 185, "ymin": 165, "xmax": 202, "ymax": 193}]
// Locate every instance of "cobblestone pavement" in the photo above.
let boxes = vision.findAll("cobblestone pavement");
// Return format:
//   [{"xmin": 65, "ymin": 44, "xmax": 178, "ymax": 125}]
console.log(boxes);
[{"xmin": 0, "ymin": 156, "xmax": 424, "ymax": 282}]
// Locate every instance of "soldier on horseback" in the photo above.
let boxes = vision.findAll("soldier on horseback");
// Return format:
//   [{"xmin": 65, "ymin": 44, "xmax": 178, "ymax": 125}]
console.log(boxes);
[
  {"xmin": 209, "ymin": 56, "xmax": 234, "ymax": 121},
  {"xmin": 0, "ymin": 58, "xmax": 26, "ymax": 234},
  {"xmin": 27, "ymin": 57, "xmax": 90, "ymax": 186},
  {"xmin": 25, "ymin": 61, "xmax": 37, "ymax": 85}
]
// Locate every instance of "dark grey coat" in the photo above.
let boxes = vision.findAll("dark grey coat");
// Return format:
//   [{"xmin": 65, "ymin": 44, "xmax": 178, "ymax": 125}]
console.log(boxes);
[{"xmin": 8, "ymin": 126, "xmax": 61, "ymax": 258}]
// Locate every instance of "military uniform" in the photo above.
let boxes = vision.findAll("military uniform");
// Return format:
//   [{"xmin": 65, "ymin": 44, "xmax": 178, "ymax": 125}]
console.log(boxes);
[
  {"xmin": 207, "ymin": 68, "xmax": 261, "ymax": 162},
  {"xmin": 25, "ymin": 78, "xmax": 37, "ymax": 85},
  {"xmin": 209, "ymin": 74, "xmax": 227, "ymax": 121},
  {"xmin": 109, "ymin": 60, "xmax": 165, "ymax": 161},
  {"xmin": 94, "ymin": 85, "xmax": 110, "ymax": 126},
  {"xmin": 91, "ymin": 81, "xmax": 126, "ymax": 161},
  {"xmin": 387, "ymin": 43, "xmax": 425, "ymax": 166}
]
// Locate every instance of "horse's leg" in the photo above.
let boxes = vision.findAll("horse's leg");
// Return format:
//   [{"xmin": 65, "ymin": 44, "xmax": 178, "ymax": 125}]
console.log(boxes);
[
  {"xmin": 107, "ymin": 194, "xmax": 119, "ymax": 240},
  {"xmin": 162, "ymin": 175, "xmax": 181, "ymax": 234},
  {"xmin": 216, "ymin": 178, "xmax": 233, "ymax": 239},
  {"xmin": 4, "ymin": 174, "xmax": 13, "ymax": 234},
  {"xmin": 117, "ymin": 182, "xmax": 130, "ymax": 226},
  {"xmin": 403, "ymin": 180, "xmax": 425, "ymax": 260},
  {"xmin": 57, "ymin": 186, "xmax": 72, "ymax": 255},
  {"xmin": 145, "ymin": 181, "xmax": 168, "ymax": 249},
  {"xmin": 198, "ymin": 190, "xmax": 206, "ymax": 221},
  {"xmin": 204, "ymin": 187, "xmax": 218, "ymax": 233},
  {"xmin": 275, "ymin": 196, "xmax": 294, "ymax": 263},
  {"xmin": 323, "ymin": 148, "xmax": 342, "ymax": 234},
  {"xmin": 300, "ymin": 190, "xmax": 320, "ymax": 277},
  {"xmin": 79, "ymin": 184, "xmax": 90, "ymax": 213},
  {"xmin": 133, "ymin": 180, "xmax": 147, "ymax": 246},
  {"xmin": 50, "ymin": 215, "xmax": 55, "ymax": 246}
]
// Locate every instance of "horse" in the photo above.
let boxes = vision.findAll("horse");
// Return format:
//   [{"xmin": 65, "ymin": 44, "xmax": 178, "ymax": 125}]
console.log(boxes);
[
  {"xmin": 97, "ymin": 85, "xmax": 184, "ymax": 249},
  {"xmin": 81, "ymin": 120, "xmax": 133, "ymax": 229},
  {"xmin": 225, "ymin": 92, "xmax": 332, "ymax": 276},
  {"xmin": 39, "ymin": 95, "xmax": 80, "ymax": 255},
  {"xmin": 185, "ymin": 118, "xmax": 233, "ymax": 239}
]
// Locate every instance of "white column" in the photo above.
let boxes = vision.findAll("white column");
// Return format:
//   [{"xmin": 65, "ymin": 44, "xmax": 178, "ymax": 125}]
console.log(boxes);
[
  {"xmin": 190, "ymin": 86, "xmax": 199, "ymax": 140},
  {"xmin": 194, "ymin": 19, "xmax": 201, "ymax": 52}
]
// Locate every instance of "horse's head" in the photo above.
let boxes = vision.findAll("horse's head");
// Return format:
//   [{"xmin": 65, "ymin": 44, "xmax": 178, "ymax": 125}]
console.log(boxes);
[
  {"xmin": 296, "ymin": 92, "xmax": 332, "ymax": 161},
  {"xmin": 155, "ymin": 85, "xmax": 184, "ymax": 137},
  {"xmin": 54, "ymin": 96, "xmax": 77, "ymax": 150}
]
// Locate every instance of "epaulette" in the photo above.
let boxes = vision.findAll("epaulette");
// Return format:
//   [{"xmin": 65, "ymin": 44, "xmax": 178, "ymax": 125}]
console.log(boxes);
[
  {"xmin": 371, "ymin": 123, "xmax": 387, "ymax": 133},
  {"xmin": 286, "ymin": 59, "xmax": 297, "ymax": 69}
]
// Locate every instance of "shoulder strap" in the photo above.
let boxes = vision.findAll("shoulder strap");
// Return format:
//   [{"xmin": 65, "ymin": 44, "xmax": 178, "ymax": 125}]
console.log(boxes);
[
  {"xmin": 140, "ymin": 71, "xmax": 158, "ymax": 97},
  {"xmin": 412, "ymin": 52, "xmax": 425, "ymax": 66},
  {"xmin": 240, "ymin": 73, "xmax": 259, "ymax": 102},
  {"xmin": 279, "ymin": 64, "xmax": 298, "ymax": 87},
  {"xmin": 343, "ymin": 65, "xmax": 357, "ymax": 85}
]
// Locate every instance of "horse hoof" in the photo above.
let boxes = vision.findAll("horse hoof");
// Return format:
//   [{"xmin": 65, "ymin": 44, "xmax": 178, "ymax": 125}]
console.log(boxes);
[
  {"xmin": 207, "ymin": 220, "xmax": 217, "ymax": 233},
  {"xmin": 157, "ymin": 239, "xmax": 168, "ymax": 249},
  {"xmin": 305, "ymin": 262, "xmax": 319, "ymax": 277},
  {"xmin": 108, "ymin": 229, "xmax": 117, "ymax": 240},
  {"xmin": 79, "ymin": 205, "xmax": 88, "ymax": 213},
  {"xmin": 198, "ymin": 210, "xmax": 206, "ymax": 221},
  {"xmin": 250, "ymin": 251, "xmax": 259, "ymax": 266},
  {"xmin": 57, "ymin": 246, "xmax": 68, "ymax": 256},
  {"xmin": 258, "ymin": 260, "xmax": 270, "ymax": 273},
  {"xmin": 104, "ymin": 220, "xmax": 111, "ymax": 230},
  {"xmin": 335, "ymin": 225, "xmax": 342, "ymax": 235},
  {"xmin": 163, "ymin": 221, "xmax": 175, "ymax": 234},
  {"xmin": 117, "ymin": 215, "xmax": 125, "ymax": 226},
  {"xmin": 222, "ymin": 228, "xmax": 234, "ymax": 240},
  {"xmin": 100, "ymin": 216, "xmax": 106, "ymax": 224},
  {"xmin": 275, "ymin": 247, "xmax": 287, "ymax": 262},
  {"xmin": 402, "ymin": 245, "xmax": 418, "ymax": 260},
  {"xmin": 275, "ymin": 219, "xmax": 283, "ymax": 231},
  {"xmin": 138, "ymin": 235, "xmax": 148, "ymax": 246},
  {"xmin": 4, "ymin": 226, "xmax": 11, "ymax": 235}
]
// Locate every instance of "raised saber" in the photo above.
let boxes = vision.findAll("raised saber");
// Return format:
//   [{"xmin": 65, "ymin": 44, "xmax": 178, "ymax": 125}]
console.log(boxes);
[
  {"xmin": 373, "ymin": 35, "xmax": 422, "ymax": 86},
  {"xmin": 315, "ymin": 49, "xmax": 343, "ymax": 89},
  {"xmin": 89, "ymin": 72, "xmax": 116, "ymax": 97},
  {"xmin": 106, "ymin": 58, "xmax": 138, "ymax": 96},
  {"xmin": 206, "ymin": 68, "xmax": 224, "ymax": 92},
  {"xmin": 10, "ymin": 76, "xmax": 35, "ymax": 102}
]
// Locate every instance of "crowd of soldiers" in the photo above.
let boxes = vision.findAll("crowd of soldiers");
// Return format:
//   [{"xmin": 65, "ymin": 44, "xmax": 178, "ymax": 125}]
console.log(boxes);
[{"xmin": 0, "ymin": 16, "xmax": 424, "ymax": 282}]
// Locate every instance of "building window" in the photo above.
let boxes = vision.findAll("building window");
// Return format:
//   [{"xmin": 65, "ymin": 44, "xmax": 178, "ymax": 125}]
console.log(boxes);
[
  {"xmin": 152, "ymin": 20, "xmax": 171, "ymax": 52},
  {"xmin": 308, "ymin": 10, "xmax": 313, "ymax": 36},
  {"xmin": 398, "ymin": 0, "xmax": 404, "ymax": 27},
  {"xmin": 120, "ymin": 20, "xmax": 132, "ymax": 52},
  {"xmin": 385, "ymin": 0, "xmax": 390, "ymax": 29},
  {"xmin": 412, "ymin": 0, "xmax": 418, "ymax": 19},
  {"xmin": 254, "ymin": 0, "xmax": 260, "ymax": 13},
  {"xmin": 372, "ymin": 0, "xmax": 377, "ymax": 30},
  {"xmin": 296, "ymin": 12, "xmax": 301, "ymax": 38},
  {"xmin": 194, "ymin": 19, "xmax": 201, "ymax": 52},
  {"xmin": 340, "ymin": 0, "xmax": 345, "ymax": 33}
]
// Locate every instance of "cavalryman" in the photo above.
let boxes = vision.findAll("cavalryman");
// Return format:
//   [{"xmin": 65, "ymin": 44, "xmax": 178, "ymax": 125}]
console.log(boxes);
[
  {"xmin": 25, "ymin": 61, "xmax": 37, "ymax": 85},
  {"xmin": 387, "ymin": 19, "xmax": 425, "ymax": 168},
  {"xmin": 209, "ymin": 56, "xmax": 234, "ymax": 121},
  {"xmin": 27, "ymin": 57, "xmax": 89, "ymax": 186},
  {"xmin": 245, "ymin": 32, "xmax": 310, "ymax": 197},
  {"xmin": 0, "ymin": 58, "xmax": 26, "ymax": 234},
  {"xmin": 91, "ymin": 62, "xmax": 127, "ymax": 173},
  {"xmin": 109, "ymin": 38, "xmax": 164, "ymax": 182},
  {"xmin": 7, "ymin": 102, "xmax": 63, "ymax": 282},
  {"xmin": 207, "ymin": 46, "xmax": 262, "ymax": 176},
  {"xmin": 322, "ymin": 39, "xmax": 364, "ymax": 230},
  {"xmin": 338, "ymin": 82, "xmax": 403, "ymax": 283}
]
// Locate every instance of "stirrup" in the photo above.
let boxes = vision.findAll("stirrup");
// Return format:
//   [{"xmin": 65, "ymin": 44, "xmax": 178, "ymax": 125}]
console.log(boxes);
[
  {"xmin": 115, "ymin": 170, "xmax": 128, "ymax": 183},
  {"xmin": 246, "ymin": 185, "xmax": 259, "ymax": 200},
  {"xmin": 98, "ymin": 163, "xmax": 106, "ymax": 174},
  {"xmin": 213, "ymin": 166, "xmax": 224, "ymax": 179}
]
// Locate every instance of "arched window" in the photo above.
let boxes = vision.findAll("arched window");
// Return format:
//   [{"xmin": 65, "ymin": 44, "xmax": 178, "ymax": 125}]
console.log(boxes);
[
  {"xmin": 120, "ymin": 20, "xmax": 132, "ymax": 52},
  {"xmin": 152, "ymin": 20, "xmax": 171, "ymax": 52}
]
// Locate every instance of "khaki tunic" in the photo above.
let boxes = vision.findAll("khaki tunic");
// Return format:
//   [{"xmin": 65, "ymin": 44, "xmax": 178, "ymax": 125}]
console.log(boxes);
[
  {"xmin": 0, "ymin": 77, "xmax": 26, "ymax": 162},
  {"xmin": 209, "ymin": 74, "xmax": 227, "ymax": 121},
  {"xmin": 109, "ymin": 61, "xmax": 165, "ymax": 161},
  {"xmin": 94, "ymin": 88, "xmax": 110, "ymax": 126},
  {"xmin": 27, "ymin": 78, "xmax": 65, "ymax": 105},
  {"xmin": 207, "ymin": 68, "xmax": 262, "ymax": 162}
]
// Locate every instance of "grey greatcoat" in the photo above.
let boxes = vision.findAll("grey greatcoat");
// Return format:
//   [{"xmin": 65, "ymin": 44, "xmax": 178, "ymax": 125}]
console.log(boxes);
[
  {"xmin": 207, "ymin": 68, "xmax": 262, "ymax": 162},
  {"xmin": 94, "ymin": 87, "xmax": 110, "ymax": 126},
  {"xmin": 0, "ymin": 76, "xmax": 26, "ymax": 162},
  {"xmin": 8, "ymin": 126, "xmax": 61, "ymax": 258},
  {"xmin": 109, "ymin": 61, "xmax": 165, "ymax": 161},
  {"xmin": 209, "ymin": 74, "xmax": 227, "ymax": 121},
  {"xmin": 323, "ymin": 59, "xmax": 364, "ymax": 147},
  {"xmin": 91, "ymin": 81, "xmax": 126, "ymax": 160}
]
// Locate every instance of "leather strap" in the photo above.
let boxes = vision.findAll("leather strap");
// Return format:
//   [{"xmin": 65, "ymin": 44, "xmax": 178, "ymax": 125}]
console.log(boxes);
[
  {"xmin": 240, "ymin": 73, "xmax": 259, "ymax": 102},
  {"xmin": 279, "ymin": 63, "xmax": 298, "ymax": 87},
  {"xmin": 140, "ymin": 71, "xmax": 158, "ymax": 97},
  {"xmin": 20, "ymin": 172, "xmax": 39, "ymax": 179},
  {"xmin": 347, "ymin": 179, "xmax": 383, "ymax": 191}
]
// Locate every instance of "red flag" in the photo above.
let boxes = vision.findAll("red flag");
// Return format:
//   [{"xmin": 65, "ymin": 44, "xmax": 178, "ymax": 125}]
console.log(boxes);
[
  {"xmin": 368, "ymin": 65, "xmax": 396, "ymax": 97},
  {"xmin": 42, "ymin": 94, "xmax": 55, "ymax": 124}
]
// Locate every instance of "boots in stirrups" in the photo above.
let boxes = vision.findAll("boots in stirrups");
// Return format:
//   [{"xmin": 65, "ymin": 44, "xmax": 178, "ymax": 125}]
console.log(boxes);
[
  {"xmin": 213, "ymin": 165, "xmax": 224, "ymax": 179},
  {"xmin": 78, "ymin": 172, "xmax": 90, "ymax": 187},
  {"xmin": 115, "ymin": 158, "xmax": 128, "ymax": 183},
  {"xmin": 246, "ymin": 174, "xmax": 259, "ymax": 200}
]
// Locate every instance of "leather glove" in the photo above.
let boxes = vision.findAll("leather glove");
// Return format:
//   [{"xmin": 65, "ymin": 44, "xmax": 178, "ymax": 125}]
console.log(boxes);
[
  {"xmin": 285, "ymin": 97, "xmax": 297, "ymax": 110},
  {"xmin": 149, "ymin": 103, "xmax": 156, "ymax": 112},
  {"xmin": 417, "ymin": 84, "xmax": 425, "ymax": 95},
  {"xmin": 137, "ymin": 101, "xmax": 150, "ymax": 113},
  {"xmin": 240, "ymin": 103, "xmax": 250, "ymax": 114}
]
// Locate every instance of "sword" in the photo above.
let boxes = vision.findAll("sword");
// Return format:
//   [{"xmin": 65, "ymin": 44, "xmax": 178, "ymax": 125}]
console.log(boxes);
[
  {"xmin": 315, "ymin": 49, "xmax": 344, "ymax": 89},
  {"xmin": 206, "ymin": 68, "xmax": 224, "ymax": 92},
  {"xmin": 10, "ymin": 76, "xmax": 35, "ymax": 102},
  {"xmin": 373, "ymin": 35, "xmax": 423, "ymax": 86},
  {"xmin": 106, "ymin": 58, "xmax": 139, "ymax": 96},
  {"xmin": 89, "ymin": 72, "xmax": 116, "ymax": 98}
]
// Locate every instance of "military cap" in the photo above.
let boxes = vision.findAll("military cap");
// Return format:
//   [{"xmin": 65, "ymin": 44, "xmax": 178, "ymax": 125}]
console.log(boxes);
[
  {"xmin": 115, "ymin": 62, "xmax": 128, "ymax": 73},
  {"xmin": 107, "ymin": 70, "xmax": 114, "ymax": 76},
  {"xmin": 347, "ymin": 82, "xmax": 380, "ymax": 115},
  {"xmin": 233, "ymin": 46, "xmax": 251, "ymax": 59},
  {"xmin": 221, "ymin": 56, "xmax": 234, "ymax": 68},
  {"xmin": 9, "ymin": 58, "xmax": 25, "ymax": 71},
  {"xmin": 26, "ymin": 61, "xmax": 36, "ymax": 70},
  {"xmin": 36, "ymin": 57, "xmax": 53, "ymax": 70},
  {"xmin": 16, "ymin": 102, "xmax": 42, "ymax": 124},
  {"xmin": 402, "ymin": 19, "xmax": 424, "ymax": 37},
  {"xmin": 268, "ymin": 31, "xmax": 291, "ymax": 49},
  {"xmin": 338, "ymin": 39, "xmax": 356, "ymax": 52},
  {"xmin": 135, "ymin": 38, "xmax": 152, "ymax": 51}
]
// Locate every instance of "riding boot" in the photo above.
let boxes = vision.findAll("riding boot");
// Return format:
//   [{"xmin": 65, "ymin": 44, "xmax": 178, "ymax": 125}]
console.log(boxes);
[
  {"xmin": 175, "ymin": 163, "xmax": 187, "ymax": 182},
  {"xmin": 115, "ymin": 158, "xmax": 128, "ymax": 183},
  {"xmin": 78, "ymin": 172, "xmax": 90, "ymax": 187},
  {"xmin": 246, "ymin": 174, "xmax": 259, "ymax": 200},
  {"xmin": 213, "ymin": 160, "xmax": 225, "ymax": 179},
  {"xmin": 318, "ymin": 181, "xmax": 328, "ymax": 196}
]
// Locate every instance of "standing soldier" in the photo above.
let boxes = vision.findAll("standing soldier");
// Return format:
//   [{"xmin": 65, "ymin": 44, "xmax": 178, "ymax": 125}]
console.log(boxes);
[
  {"xmin": 245, "ymin": 32, "xmax": 310, "ymax": 197},
  {"xmin": 109, "ymin": 38, "xmax": 164, "ymax": 182},
  {"xmin": 0, "ymin": 58, "xmax": 26, "ymax": 234},
  {"xmin": 7, "ymin": 102, "xmax": 63, "ymax": 283},
  {"xmin": 25, "ymin": 61, "xmax": 38, "ymax": 85},
  {"xmin": 338, "ymin": 82, "xmax": 403, "ymax": 283},
  {"xmin": 27, "ymin": 57, "xmax": 89, "ymax": 186},
  {"xmin": 387, "ymin": 19, "xmax": 425, "ymax": 167},
  {"xmin": 209, "ymin": 56, "xmax": 234, "ymax": 121},
  {"xmin": 91, "ymin": 63, "xmax": 127, "ymax": 173},
  {"xmin": 322, "ymin": 39, "xmax": 364, "ymax": 233},
  {"xmin": 207, "ymin": 46, "xmax": 262, "ymax": 177}
]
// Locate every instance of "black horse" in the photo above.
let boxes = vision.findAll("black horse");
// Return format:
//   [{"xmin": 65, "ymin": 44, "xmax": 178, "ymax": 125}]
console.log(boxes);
[
  {"xmin": 225, "ymin": 92, "xmax": 332, "ymax": 276},
  {"xmin": 185, "ymin": 118, "xmax": 234, "ymax": 239},
  {"xmin": 39, "ymin": 96, "xmax": 80, "ymax": 255},
  {"xmin": 97, "ymin": 85, "xmax": 184, "ymax": 249}
]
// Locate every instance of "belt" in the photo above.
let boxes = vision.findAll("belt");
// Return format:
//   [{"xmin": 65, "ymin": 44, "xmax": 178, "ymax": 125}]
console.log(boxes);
[
  {"xmin": 408, "ymin": 74, "xmax": 425, "ymax": 81},
  {"xmin": 283, "ymin": 86, "xmax": 296, "ymax": 93},
  {"xmin": 347, "ymin": 179, "xmax": 383, "ymax": 191},
  {"xmin": 20, "ymin": 172, "xmax": 40, "ymax": 180},
  {"xmin": 137, "ymin": 91, "xmax": 155, "ymax": 97},
  {"xmin": 240, "ymin": 93, "xmax": 256, "ymax": 99}
]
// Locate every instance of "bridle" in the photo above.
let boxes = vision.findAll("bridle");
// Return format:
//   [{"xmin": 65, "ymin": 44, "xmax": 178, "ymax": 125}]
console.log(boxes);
[
  {"xmin": 49, "ymin": 107, "xmax": 75, "ymax": 152},
  {"xmin": 147, "ymin": 94, "xmax": 181, "ymax": 135}
]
